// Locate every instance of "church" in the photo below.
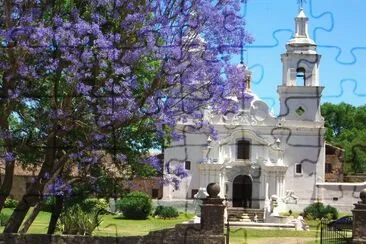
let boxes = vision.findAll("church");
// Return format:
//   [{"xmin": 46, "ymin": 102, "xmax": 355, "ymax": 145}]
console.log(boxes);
[{"xmin": 163, "ymin": 7, "xmax": 326, "ymax": 213}]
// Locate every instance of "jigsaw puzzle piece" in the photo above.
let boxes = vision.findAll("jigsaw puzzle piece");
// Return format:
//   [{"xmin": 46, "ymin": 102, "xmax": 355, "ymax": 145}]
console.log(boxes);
[
  {"xmin": 319, "ymin": 47, "xmax": 366, "ymax": 104},
  {"xmin": 310, "ymin": 0, "xmax": 366, "ymax": 63},
  {"xmin": 244, "ymin": 30, "xmax": 292, "ymax": 113}
]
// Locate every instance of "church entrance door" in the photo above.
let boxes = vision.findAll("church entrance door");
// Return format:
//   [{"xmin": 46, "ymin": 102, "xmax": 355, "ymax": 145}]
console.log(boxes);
[{"xmin": 232, "ymin": 175, "xmax": 252, "ymax": 208}]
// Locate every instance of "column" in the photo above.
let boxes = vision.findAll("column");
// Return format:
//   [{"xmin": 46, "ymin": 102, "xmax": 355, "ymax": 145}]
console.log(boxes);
[
  {"xmin": 206, "ymin": 167, "xmax": 210, "ymax": 186},
  {"xmin": 352, "ymin": 189, "xmax": 366, "ymax": 243},
  {"xmin": 275, "ymin": 172, "xmax": 279, "ymax": 196},
  {"xmin": 279, "ymin": 175, "xmax": 283, "ymax": 198},
  {"xmin": 201, "ymin": 183, "xmax": 225, "ymax": 235}
]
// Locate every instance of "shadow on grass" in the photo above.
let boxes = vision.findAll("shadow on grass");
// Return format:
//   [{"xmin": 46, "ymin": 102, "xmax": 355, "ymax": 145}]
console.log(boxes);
[{"xmin": 112, "ymin": 215, "xmax": 150, "ymax": 220}]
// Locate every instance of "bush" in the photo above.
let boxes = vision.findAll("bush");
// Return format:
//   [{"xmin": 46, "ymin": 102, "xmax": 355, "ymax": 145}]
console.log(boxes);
[
  {"xmin": 154, "ymin": 206, "xmax": 179, "ymax": 219},
  {"xmin": 79, "ymin": 198, "xmax": 109, "ymax": 214},
  {"xmin": 303, "ymin": 202, "xmax": 338, "ymax": 220},
  {"xmin": 4, "ymin": 199, "xmax": 18, "ymax": 208},
  {"xmin": 153, "ymin": 205, "xmax": 164, "ymax": 216},
  {"xmin": 57, "ymin": 205, "xmax": 102, "ymax": 235},
  {"xmin": 324, "ymin": 205, "xmax": 338, "ymax": 220},
  {"xmin": 40, "ymin": 197, "xmax": 56, "ymax": 212},
  {"xmin": 0, "ymin": 212, "xmax": 10, "ymax": 226},
  {"xmin": 116, "ymin": 191, "xmax": 152, "ymax": 219}
]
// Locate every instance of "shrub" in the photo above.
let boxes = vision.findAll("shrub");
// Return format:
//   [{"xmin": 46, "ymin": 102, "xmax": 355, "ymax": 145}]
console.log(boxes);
[
  {"xmin": 324, "ymin": 205, "xmax": 338, "ymax": 220},
  {"xmin": 40, "ymin": 197, "xmax": 56, "ymax": 212},
  {"xmin": 57, "ymin": 205, "xmax": 102, "ymax": 235},
  {"xmin": 154, "ymin": 206, "xmax": 179, "ymax": 219},
  {"xmin": 303, "ymin": 202, "xmax": 339, "ymax": 220},
  {"xmin": 4, "ymin": 199, "xmax": 18, "ymax": 208},
  {"xmin": 0, "ymin": 212, "xmax": 10, "ymax": 226},
  {"xmin": 116, "ymin": 191, "xmax": 152, "ymax": 219},
  {"xmin": 153, "ymin": 205, "xmax": 164, "ymax": 216},
  {"xmin": 79, "ymin": 198, "xmax": 109, "ymax": 214}
]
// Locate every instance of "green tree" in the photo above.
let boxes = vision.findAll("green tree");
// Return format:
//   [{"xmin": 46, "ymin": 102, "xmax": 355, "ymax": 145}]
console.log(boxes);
[
  {"xmin": 322, "ymin": 102, "xmax": 366, "ymax": 173},
  {"xmin": 1, "ymin": 0, "xmax": 252, "ymax": 233}
]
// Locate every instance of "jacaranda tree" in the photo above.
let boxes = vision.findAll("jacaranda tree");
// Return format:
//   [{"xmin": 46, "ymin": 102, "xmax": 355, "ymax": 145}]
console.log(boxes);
[{"xmin": 0, "ymin": 0, "xmax": 252, "ymax": 232}]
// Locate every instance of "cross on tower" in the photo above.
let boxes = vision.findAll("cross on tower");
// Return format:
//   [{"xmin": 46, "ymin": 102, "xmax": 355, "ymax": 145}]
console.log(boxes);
[{"xmin": 297, "ymin": 0, "xmax": 307, "ymax": 9}]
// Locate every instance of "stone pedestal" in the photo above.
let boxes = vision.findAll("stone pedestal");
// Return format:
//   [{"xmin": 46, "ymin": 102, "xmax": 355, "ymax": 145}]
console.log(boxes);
[
  {"xmin": 352, "ymin": 189, "xmax": 366, "ymax": 244},
  {"xmin": 200, "ymin": 183, "xmax": 225, "ymax": 235},
  {"xmin": 201, "ymin": 198, "xmax": 225, "ymax": 234}
]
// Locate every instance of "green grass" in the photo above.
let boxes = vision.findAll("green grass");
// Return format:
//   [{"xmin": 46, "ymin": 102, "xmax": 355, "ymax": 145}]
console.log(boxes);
[
  {"xmin": 0, "ymin": 208, "xmax": 351, "ymax": 244},
  {"xmin": 229, "ymin": 228, "xmax": 319, "ymax": 238},
  {"xmin": 94, "ymin": 213, "xmax": 194, "ymax": 236},
  {"xmin": 0, "ymin": 208, "xmax": 52, "ymax": 233},
  {"xmin": 0, "ymin": 209, "xmax": 194, "ymax": 236},
  {"xmin": 227, "ymin": 229, "xmax": 320, "ymax": 244}
]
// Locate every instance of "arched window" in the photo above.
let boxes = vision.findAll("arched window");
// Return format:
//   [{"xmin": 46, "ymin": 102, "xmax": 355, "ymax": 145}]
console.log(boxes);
[
  {"xmin": 237, "ymin": 139, "xmax": 250, "ymax": 160},
  {"xmin": 296, "ymin": 67, "xmax": 306, "ymax": 86}
]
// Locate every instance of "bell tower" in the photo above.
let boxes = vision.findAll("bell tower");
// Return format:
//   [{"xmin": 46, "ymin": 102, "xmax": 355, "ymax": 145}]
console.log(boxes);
[{"xmin": 277, "ymin": 7, "xmax": 324, "ymax": 121}]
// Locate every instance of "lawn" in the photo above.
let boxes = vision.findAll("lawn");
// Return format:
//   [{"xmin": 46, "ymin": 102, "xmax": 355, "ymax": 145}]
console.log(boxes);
[
  {"xmin": 0, "ymin": 208, "xmax": 348, "ymax": 244},
  {"xmin": 0, "ymin": 208, "xmax": 194, "ymax": 236},
  {"xmin": 227, "ymin": 228, "xmax": 320, "ymax": 244},
  {"xmin": 94, "ymin": 213, "xmax": 195, "ymax": 236},
  {"xmin": 225, "ymin": 217, "xmax": 329, "ymax": 243}
]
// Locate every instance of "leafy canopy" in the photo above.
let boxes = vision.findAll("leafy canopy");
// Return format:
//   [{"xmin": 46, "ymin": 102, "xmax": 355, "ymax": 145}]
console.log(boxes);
[{"xmin": 322, "ymin": 102, "xmax": 366, "ymax": 173}]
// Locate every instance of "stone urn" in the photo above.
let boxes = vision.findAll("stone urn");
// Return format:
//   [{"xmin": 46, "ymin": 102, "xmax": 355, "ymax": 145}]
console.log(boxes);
[
  {"xmin": 360, "ymin": 188, "xmax": 366, "ymax": 204},
  {"xmin": 206, "ymin": 183, "xmax": 220, "ymax": 198}
]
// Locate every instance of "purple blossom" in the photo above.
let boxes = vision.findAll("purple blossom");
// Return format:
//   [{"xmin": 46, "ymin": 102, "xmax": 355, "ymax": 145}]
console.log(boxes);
[
  {"xmin": 3, "ymin": 152, "xmax": 15, "ymax": 162},
  {"xmin": 171, "ymin": 177, "xmax": 180, "ymax": 190},
  {"xmin": 0, "ymin": 0, "xmax": 252, "ymax": 204},
  {"xmin": 173, "ymin": 164, "xmax": 188, "ymax": 179},
  {"xmin": 81, "ymin": 156, "xmax": 98, "ymax": 164},
  {"xmin": 143, "ymin": 156, "xmax": 162, "ymax": 172},
  {"xmin": 43, "ymin": 172, "xmax": 50, "ymax": 180},
  {"xmin": 92, "ymin": 133, "xmax": 105, "ymax": 141},
  {"xmin": 115, "ymin": 153, "xmax": 127, "ymax": 162},
  {"xmin": 47, "ymin": 177, "xmax": 72, "ymax": 196},
  {"xmin": 209, "ymin": 126, "xmax": 219, "ymax": 140},
  {"xmin": 76, "ymin": 83, "xmax": 92, "ymax": 95}
]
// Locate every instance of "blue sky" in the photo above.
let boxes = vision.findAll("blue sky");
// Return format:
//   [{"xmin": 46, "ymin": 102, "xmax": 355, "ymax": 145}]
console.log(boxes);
[{"xmin": 238, "ymin": 0, "xmax": 366, "ymax": 115}]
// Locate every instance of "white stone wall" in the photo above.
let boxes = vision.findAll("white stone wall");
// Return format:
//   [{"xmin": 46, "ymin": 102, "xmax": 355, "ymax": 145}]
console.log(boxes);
[
  {"xmin": 163, "ymin": 132, "xmax": 208, "ymax": 199},
  {"xmin": 317, "ymin": 182, "xmax": 366, "ymax": 212},
  {"xmin": 281, "ymin": 128, "xmax": 325, "ymax": 207}
]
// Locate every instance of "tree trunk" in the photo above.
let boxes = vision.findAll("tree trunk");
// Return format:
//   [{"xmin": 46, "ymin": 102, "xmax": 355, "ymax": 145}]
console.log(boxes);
[
  {"xmin": 3, "ymin": 195, "xmax": 33, "ymax": 233},
  {"xmin": 5, "ymin": 128, "xmax": 61, "ymax": 233},
  {"xmin": 0, "ymin": 161, "xmax": 15, "ymax": 212},
  {"xmin": 19, "ymin": 201, "xmax": 42, "ymax": 234},
  {"xmin": 17, "ymin": 165, "xmax": 70, "ymax": 234},
  {"xmin": 47, "ymin": 195, "xmax": 64, "ymax": 234},
  {"xmin": 0, "ymin": 0, "xmax": 18, "ymax": 214}
]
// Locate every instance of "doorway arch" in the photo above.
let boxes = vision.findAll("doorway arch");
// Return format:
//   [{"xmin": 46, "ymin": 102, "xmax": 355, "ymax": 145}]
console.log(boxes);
[{"xmin": 232, "ymin": 175, "xmax": 252, "ymax": 208}]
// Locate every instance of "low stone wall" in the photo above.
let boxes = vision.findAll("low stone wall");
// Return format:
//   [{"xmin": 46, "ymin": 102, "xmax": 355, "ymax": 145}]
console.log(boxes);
[
  {"xmin": 0, "ymin": 224, "xmax": 224, "ymax": 244},
  {"xmin": 0, "ymin": 234, "xmax": 143, "ymax": 244},
  {"xmin": 317, "ymin": 182, "xmax": 366, "ymax": 212},
  {"xmin": 344, "ymin": 175, "xmax": 366, "ymax": 183}
]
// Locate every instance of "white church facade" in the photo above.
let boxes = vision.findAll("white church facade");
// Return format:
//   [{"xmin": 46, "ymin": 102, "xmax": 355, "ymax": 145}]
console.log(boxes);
[{"xmin": 163, "ymin": 8, "xmax": 329, "ymax": 212}]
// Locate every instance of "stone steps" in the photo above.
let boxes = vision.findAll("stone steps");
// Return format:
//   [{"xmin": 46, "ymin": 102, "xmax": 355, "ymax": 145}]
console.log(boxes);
[{"xmin": 227, "ymin": 208, "xmax": 265, "ymax": 222}]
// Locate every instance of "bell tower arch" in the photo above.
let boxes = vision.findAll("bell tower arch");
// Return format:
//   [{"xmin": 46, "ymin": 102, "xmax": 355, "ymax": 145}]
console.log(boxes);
[{"xmin": 277, "ymin": 7, "xmax": 324, "ymax": 121}]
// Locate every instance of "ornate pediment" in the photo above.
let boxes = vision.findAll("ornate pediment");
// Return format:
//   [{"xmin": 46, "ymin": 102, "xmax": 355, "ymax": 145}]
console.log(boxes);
[
  {"xmin": 205, "ymin": 99, "xmax": 276, "ymax": 126},
  {"xmin": 222, "ymin": 112, "xmax": 257, "ymax": 126}
]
